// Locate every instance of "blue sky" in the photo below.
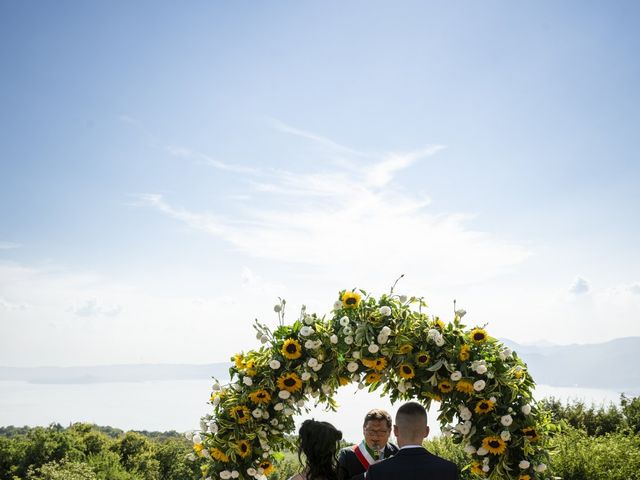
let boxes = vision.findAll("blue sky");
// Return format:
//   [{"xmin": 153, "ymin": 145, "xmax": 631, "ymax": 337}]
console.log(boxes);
[{"xmin": 1, "ymin": 1, "xmax": 639, "ymax": 367}]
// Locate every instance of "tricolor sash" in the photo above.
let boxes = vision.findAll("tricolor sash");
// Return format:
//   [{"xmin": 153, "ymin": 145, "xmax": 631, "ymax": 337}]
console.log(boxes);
[{"xmin": 353, "ymin": 441, "xmax": 378, "ymax": 470}]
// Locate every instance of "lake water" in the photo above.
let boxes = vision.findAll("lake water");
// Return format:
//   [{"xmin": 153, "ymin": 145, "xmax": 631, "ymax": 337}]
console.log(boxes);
[{"xmin": 0, "ymin": 380, "xmax": 633, "ymax": 443}]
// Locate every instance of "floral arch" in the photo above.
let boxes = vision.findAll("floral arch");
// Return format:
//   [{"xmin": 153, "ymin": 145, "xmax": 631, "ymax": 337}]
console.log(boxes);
[{"xmin": 190, "ymin": 289, "xmax": 550, "ymax": 480}]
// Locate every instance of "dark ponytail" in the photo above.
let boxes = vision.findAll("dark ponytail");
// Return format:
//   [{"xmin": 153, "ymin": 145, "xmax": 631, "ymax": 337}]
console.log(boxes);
[{"xmin": 298, "ymin": 419, "xmax": 343, "ymax": 480}]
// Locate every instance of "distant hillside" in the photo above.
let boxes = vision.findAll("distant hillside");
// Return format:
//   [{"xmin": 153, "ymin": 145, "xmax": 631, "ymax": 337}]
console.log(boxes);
[
  {"xmin": 502, "ymin": 337, "xmax": 640, "ymax": 391},
  {"xmin": 2, "ymin": 337, "xmax": 639, "ymax": 391},
  {"xmin": 0, "ymin": 363, "xmax": 231, "ymax": 384}
]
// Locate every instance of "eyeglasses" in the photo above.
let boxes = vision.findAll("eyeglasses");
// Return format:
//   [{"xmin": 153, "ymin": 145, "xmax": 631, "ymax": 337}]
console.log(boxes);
[{"xmin": 364, "ymin": 429, "xmax": 390, "ymax": 436}]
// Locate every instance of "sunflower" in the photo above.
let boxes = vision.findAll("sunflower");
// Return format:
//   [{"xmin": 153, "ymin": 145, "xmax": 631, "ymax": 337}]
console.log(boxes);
[
  {"xmin": 277, "ymin": 372, "xmax": 303, "ymax": 392},
  {"xmin": 210, "ymin": 447, "xmax": 229, "ymax": 462},
  {"xmin": 281, "ymin": 338, "xmax": 302, "ymax": 359},
  {"xmin": 235, "ymin": 439, "xmax": 251, "ymax": 458},
  {"xmin": 398, "ymin": 344, "xmax": 413, "ymax": 354},
  {"xmin": 438, "ymin": 380, "xmax": 452, "ymax": 393},
  {"xmin": 423, "ymin": 391, "xmax": 442, "ymax": 402},
  {"xmin": 415, "ymin": 352, "xmax": 430, "ymax": 366},
  {"xmin": 259, "ymin": 460, "xmax": 275, "ymax": 475},
  {"xmin": 233, "ymin": 353, "xmax": 244, "ymax": 369},
  {"xmin": 475, "ymin": 399, "xmax": 495, "ymax": 415},
  {"xmin": 338, "ymin": 376, "xmax": 349, "ymax": 386},
  {"xmin": 471, "ymin": 461, "xmax": 485, "ymax": 476},
  {"xmin": 230, "ymin": 405, "xmax": 251, "ymax": 424},
  {"xmin": 514, "ymin": 367, "xmax": 525, "ymax": 379},
  {"xmin": 522, "ymin": 427, "xmax": 539, "ymax": 442},
  {"xmin": 455, "ymin": 379, "xmax": 474, "ymax": 395},
  {"xmin": 399, "ymin": 364, "xmax": 415, "ymax": 379},
  {"xmin": 373, "ymin": 357, "xmax": 388, "ymax": 371},
  {"xmin": 244, "ymin": 359, "xmax": 257, "ymax": 376},
  {"xmin": 482, "ymin": 436, "xmax": 507, "ymax": 455},
  {"xmin": 193, "ymin": 443, "xmax": 204, "ymax": 456},
  {"xmin": 342, "ymin": 291, "xmax": 362, "ymax": 308},
  {"xmin": 365, "ymin": 372, "xmax": 381, "ymax": 385},
  {"xmin": 459, "ymin": 344, "xmax": 471, "ymax": 361},
  {"xmin": 434, "ymin": 318, "xmax": 446, "ymax": 330},
  {"xmin": 249, "ymin": 389, "xmax": 271, "ymax": 405},
  {"xmin": 518, "ymin": 475, "xmax": 531, "ymax": 480},
  {"xmin": 470, "ymin": 328, "xmax": 488, "ymax": 344}
]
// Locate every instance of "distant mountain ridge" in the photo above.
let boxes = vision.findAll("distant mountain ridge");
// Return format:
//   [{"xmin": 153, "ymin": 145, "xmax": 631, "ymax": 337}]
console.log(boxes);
[{"xmin": 2, "ymin": 337, "xmax": 639, "ymax": 391}]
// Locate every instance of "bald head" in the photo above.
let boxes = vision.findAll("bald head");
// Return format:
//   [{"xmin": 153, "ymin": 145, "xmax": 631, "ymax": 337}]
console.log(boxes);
[{"xmin": 393, "ymin": 402, "xmax": 429, "ymax": 447}]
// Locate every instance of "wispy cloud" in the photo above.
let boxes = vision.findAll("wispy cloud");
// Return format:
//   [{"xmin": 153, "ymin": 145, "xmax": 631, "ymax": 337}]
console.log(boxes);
[
  {"xmin": 569, "ymin": 276, "xmax": 590, "ymax": 295},
  {"xmin": 165, "ymin": 145, "xmax": 261, "ymax": 175},
  {"xmin": 137, "ymin": 123, "xmax": 530, "ymax": 286},
  {"xmin": 71, "ymin": 299, "xmax": 123, "ymax": 318}
]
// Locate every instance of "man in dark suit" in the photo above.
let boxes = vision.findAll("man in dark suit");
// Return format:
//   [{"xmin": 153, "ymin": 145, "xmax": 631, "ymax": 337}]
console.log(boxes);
[
  {"xmin": 366, "ymin": 402, "xmax": 458, "ymax": 480},
  {"xmin": 337, "ymin": 409, "xmax": 399, "ymax": 480}
]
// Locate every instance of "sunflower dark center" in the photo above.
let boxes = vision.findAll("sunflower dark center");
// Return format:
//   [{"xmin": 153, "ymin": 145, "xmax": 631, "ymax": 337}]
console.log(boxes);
[
  {"xmin": 403, "ymin": 366, "xmax": 412, "ymax": 373},
  {"xmin": 419, "ymin": 355, "xmax": 428, "ymax": 362},
  {"xmin": 237, "ymin": 410, "xmax": 245, "ymax": 418},
  {"xmin": 474, "ymin": 333, "xmax": 484, "ymax": 340},
  {"xmin": 489, "ymin": 440, "xmax": 500, "ymax": 448},
  {"xmin": 480, "ymin": 402, "xmax": 488, "ymax": 409},
  {"xmin": 258, "ymin": 392, "xmax": 266, "ymax": 398},
  {"xmin": 286, "ymin": 343, "xmax": 297, "ymax": 353},
  {"xmin": 241, "ymin": 444, "xmax": 248, "ymax": 452},
  {"xmin": 345, "ymin": 297, "xmax": 357, "ymax": 305},
  {"xmin": 284, "ymin": 378, "xmax": 296, "ymax": 387}
]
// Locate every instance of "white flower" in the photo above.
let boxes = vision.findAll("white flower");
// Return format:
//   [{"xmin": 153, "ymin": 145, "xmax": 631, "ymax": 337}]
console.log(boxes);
[
  {"xmin": 344, "ymin": 336, "xmax": 354, "ymax": 345},
  {"xmin": 339, "ymin": 316, "xmax": 350, "ymax": 326},
  {"xmin": 535, "ymin": 463, "xmax": 547, "ymax": 473},
  {"xmin": 476, "ymin": 364, "xmax": 488, "ymax": 375},
  {"xmin": 273, "ymin": 304, "xmax": 282, "ymax": 313},
  {"xmin": 262, "ymin": 411, "xmax": 269, "ymax": 419},
  {"xmin": 256, "ymin": 331, "xmax": 263, "ymax": 340},
  {"xmin": 500, "ymin": 415, "xmax": 513, "ymax": 426},
  {"xmin": 455, "ymin": 309, "xmax": 466, "ymax": 318},
  {"xmin": 301, "ymin": 371, "xmax": 312, "ymax": 381},
  {"xmin": 377, "ymin": 333, "xmax": 388, "ymax": 344},
  {"xmin": 231, "ymin": 471, "xmax": 239, "ymax": 478},
  {"xmin": 252, "ymin": 408, "xmax": 262, "ymax": 418},
  {"xmin": 334, "ymin": 300, "xmax": 343, "ymax": 310},
  {"xmin": 450, "ymin": 371, "xmax": 462, "ymax": 381},
  {"xmin": 435, "ymin": 335, "xmax": 445, "ymax": 347},
  {"xmin": 381, "ymin": 326, "xmax": 392, "ymax": 335},
  {"xmin": 208, "ymin": 421, "xmax": 218, "ymax": 434},
  {"xmin": 192, "ymin": 433, "xmax": 202, "ymax": 444},
  {"xmin": 212, "ymin": 382, "xmax": 221, "ymax": 391},
  {"xmin": 500, "ymin": 430, "xmax": 511, "ymax": 441},
  {"xmin": 307, "ymin": 358, "xmax": 318, "ymax": 368},
  {"xmin": 270, "ymin": 419, "xmax": 278, "ymax": 426},
  {"xmin": 184, "ymin": 431, "xmax": 193, "ymax": 441},
  {"xmin": 463, "ymin": 444, "xmax": 476, "ymax": 454},
  {"xmin": 312, "ymin": 362, "xmax": 323, "ymax": 372},
  {"xmin": 304, "ymin": 339, "xmax": 314, "ymax": 349},
  {"xmin": 220, "ymin": 471, "xmax": 232, "ymax": 479},
  {"xmin": 260, "ymin": 335, "xmax": 269, "ymax": 344},
  {"xmin": 343, "ymin": 325, "xmax": 352, "ymax": 335},
  {"xmin": 499, "ymin": 347, "xmax": 513, "ymax": 360},
  {"xmin": 427, "ymin": 329, "xmax": 439, "ymax": 339},
  {"xmin": 278, "ymin": 390, "xmax": 291, "ymax": 399},
  {"xmin": 522, "ymin": 404, "xmax": 532, "ymax": 415},
  {"xmin": 247, "ymin": 468, "xmax": 257, "ymax": 477},
  {"xmin": 379, "ymin": 305, "xmax": 392, "ymax": 316},
  {"xmin": 243, "ymin": 376, "xmax": 253, "ymax": 386},
  {"xmin": 473, "ymin": 380, "xmax": 486, "ymax": 391},
  {"xmin": 482, "ymin": 465, "xmax": 490, "ymax": 473},
  {"xmin": 300, "ymin": 326, "xmax": 313, "ymax": 337},
  {"xmin": 347, "ymin": 361, "xmax": 359, "ymax": 372},
  {"xmin": 459, "ymin": 406, "xmax": 472, "ymax": 421},
  {"xmin": 456, "ymin": 422, "xmax": 471, "ymax": 435},
  {"xmin": 212, "ymin": 395, "xmax": 221, "ymax": 406},
  {"xmin": 284, "ymin": 408, "xmax": 294, "ymax": 415},
  {"xmin": 476, "ymin": 447, "xmax": 488, "ymax": 456},
  {"xmin": 269, "ymin": 359, "xmax": 281, "ymax": 369},
  {"xmin": 322, "ymin": 384, "xmax": 332, "ymax": 394},
  {"xmin": 274, "ymin": 402, "xmax": 284, "ymax": 411},
  {"xmin": 399, "ymin": 295, "xmax": 408, "ymax": 303},
  {"xmin": 201, "ymin": 449, "xmax": 210, "ymax": 458},
  {"xmin": 330, "ymin": 334, "xmax": 338, "ymax": 344},
  {"xmin": 304, "ymin": 314, "xmax": 315, "ymax": 325},
  {"xmin": 368, "ymin": 344, "xmax": 380, "ymax": 354},
  {"xmin": 398, "ymin": 381, "xmax": 408, "ymax": 393},
  {"xmin": 358, "ymin": 382, "xmax": 365, "ymax": 390},
  {"xmin": 519, "ymin": 460, "xmax": 530, "ymax": 469},
  {"xmin": 352, "ymin": 351, "xmax": 361, "ymax": 359}
]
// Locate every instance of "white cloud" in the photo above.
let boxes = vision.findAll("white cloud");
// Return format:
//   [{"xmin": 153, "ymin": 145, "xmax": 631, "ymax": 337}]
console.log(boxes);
[
  {"xmin": 569, "ymin": 276, "xmax": 590, "ymax": 295},
  {"xmin": 165, "ymin": 145, "xmax": 261, "ymax": 175},
  {"xmin": 71, "ymin": 299, "xmax": 123, "ymax": 318}
]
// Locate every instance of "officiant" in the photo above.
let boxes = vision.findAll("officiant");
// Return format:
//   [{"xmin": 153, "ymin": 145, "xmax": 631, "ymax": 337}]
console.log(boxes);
[{"xmin": 337, "ymin": 409, "xmax": 399, "ymax": 480}]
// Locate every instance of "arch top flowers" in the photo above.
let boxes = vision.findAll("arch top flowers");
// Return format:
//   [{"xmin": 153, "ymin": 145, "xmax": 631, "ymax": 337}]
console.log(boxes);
[{"xmin": 192, "ymin": 288, "xmax": 551, "ymax": 480}]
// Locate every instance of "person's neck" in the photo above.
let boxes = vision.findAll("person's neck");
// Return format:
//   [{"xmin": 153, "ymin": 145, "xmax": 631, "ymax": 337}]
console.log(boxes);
[{"xmin": 397, "ymin": 438, "xmax": 424, "ymax": 448}]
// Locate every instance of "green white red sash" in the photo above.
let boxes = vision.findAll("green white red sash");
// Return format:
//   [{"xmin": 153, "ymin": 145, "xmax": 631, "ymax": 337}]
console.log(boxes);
[{"xmin": 353, "ymin": 441, "xmax": 378, "ymax": 470}]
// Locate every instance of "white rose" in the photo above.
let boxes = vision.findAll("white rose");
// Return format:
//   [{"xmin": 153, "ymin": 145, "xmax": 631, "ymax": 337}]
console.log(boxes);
[
  {"xmin": 427, "ymin": 329, "xmax": 439, "ymax": 339},
  {"xmin": 358, "ymin": 382, "xmax": 365, "ymax": 390},
  {"xmin": 499, "ymin": 347, "xmax": 512, "ymax": 360},
  {"xmin": 334, "ymin": 300, "xmax": 343, "ymax": 310},
  {"xmin": 304, "ymin": 340, "xmax": 314, "ymax": 349},
  {"xmin": 220, "ymin": 471, "xmax": 231, "ymax": 479},
  {"xmin": 344, "ymin": 336, "xmax": 354, "ymax": 344},
  {"xmin": 482, "ymin": 465, "xmax": 490, "ymax": 473},
  {"xmin": 260, "ymin": 335, "xmax": 269, "ymax": 344},
  {"xmin": 459, "ymin": 406, "xmax": 472, "ymax": 421},
  {"xmin": 352, "ymin": 351, "xmax": 361, "ymax": 359},
  {"xmin": 301, "ymin": 371, "xmax": 312, "ymax": 381},
  {"xmin": 192, "ymin": 433, "xmax": 202, "ymax": 444},
  {"xmin": 399, "ymin": 295, "xmax": 408, "ymax": 303},
  {"xmin": 347, "ymin": 361, "xmax": 359, "ymax": 372},
  {"xmin": 500, "ymin": 430, "xmax": 511, "ymax": 441},
  {"xmin": 274, "ymin": 402, "xmax": 284, "ymax": 411},
  {"xmin": 477, "ymin": 447, "xmax": 488, "ymax": 456},
  {"xmin": 500, "ymin": 415, "xmax": 513, "ymax": 426},
  {"xmin": 208, "ymin": 421, "xmax": 218, "ymax": 434},
  {"xmin": 269, "ymin": 359, "xmax": 281, "ymax": 369},
  {"xmin": 473, "ymin": 380, "xmax": 486, "ymax": 391},
  {"xmin": 212, "ymin": 396, "xmax": 221, "ymax": 406},
  {"xmin": 368, "ymin": 344, "xmax": 380, "ymax": 354},
  {"xmin": 398, "ymin": 381, "xmax": 408, "ymax": 393},
  {"xmin": 339, "ymin": 316, "xmax": 350, "ymax": 326},
  {"xmin": 307, "ymin": 358, "xmax": 318, "ymax": 368},
  {"xmin": 300, "ymin": 326, "xmax": 313, "ymax": 337},
  {"xmin": 284, "ymin": 408, "xmax": 294, "ymax": 415},
  {"xmin": 212, "ymin": 382, "xmax": 221, "ymax": 391},
  {"xmin": 262, "ymin": 411, "xmax": 269, "ymax": 419},
  {"xmin": 270, "ymin": 419, "xmax": 278, "ymax": 426},
  {"xmin": 535, "ymin": 464, "xmax": 547, "ymax": 473},
  {"xmin": 381, "ymin": 326, "xmax": 392, "ymax": 335},
  {"xmin": 247, "ymin": 468, "xmax": 257, "ymax": 476},
  {"xmin": 243, "ymin": 376, "xmax": 253, "ymax": 386},
  {"xmin": 476, "ymin": 364, "xmax": 488, "ymax": 375},
  {"xmin": 304, "ymin": 314, "xmax": 315, "ymax": 325},
  {"xmin": 435, "ymin": 335, "xmax": 445, "ymax": 347},
  {"xmin": 312, "ymin": 363, "xmax": 323, "ymax": 372},
  {"xmin": 322, "ymin": 384, "xmax": 332, "ymax": 394},
  {"xmin": 278, "ymin": 390, "xmax": 291, "ymax": 399},
  {"xmin": 522, "ymin": 404, "xmax": 532, "ymax": 415},
  {"xmin": 379, "ymin": 306, "xmax": 392, "ymax": 316},
  {"xmin": 519, "ymin": 460, "xmax": 530, "ymax": 469},
  {"xmin": 184, "ymin": 431, "xmax": 194, "ymax": 441},
  {"xmin": 463, "ymin": 444, "xmax": 476, "ymax": 454},
  {"xmin": 450, "ymin": 371, "xmax": 462, "ymax": 381},
  {"xmin": 377, "ymin": 334, "xmax": 388, "ymax": 344},
  {"xmin": 330, "ymin": 334, "xmax": 338, "ymax": 344},
  {"xmin": 252, "ymin": 408, "xmax": 262, "ymax": 418},
  {"xmin": 231, "ymin": 471, "xmax": 239, "ymax": 478}
]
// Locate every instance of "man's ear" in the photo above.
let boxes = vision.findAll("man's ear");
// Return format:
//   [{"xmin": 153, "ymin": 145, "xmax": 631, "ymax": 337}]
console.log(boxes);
[
  {"xmin": 393, "ymin": 424, "xmax": 399, "ymax": 437},
  {"xmin": 425, "ymin": 425, "xmax": 430, "ymax": 438}
]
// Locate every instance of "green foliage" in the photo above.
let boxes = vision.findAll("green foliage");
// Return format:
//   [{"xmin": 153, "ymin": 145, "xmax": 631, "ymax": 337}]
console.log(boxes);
[
  {"xmin": 539, "ymin": 397, "xmax": 624, "ymax": 436},
  {"xmin": 26, "ymin": 460, "xmax": 97, "ymax": 480},
  {"xmin": 621, "ymin": 394, "xmax": 640, "ymax": 434}
]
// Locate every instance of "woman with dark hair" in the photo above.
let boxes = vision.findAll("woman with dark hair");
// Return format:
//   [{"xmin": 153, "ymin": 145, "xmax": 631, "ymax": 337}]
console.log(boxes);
[{"xmin": 289, "ymin": 419, "xmax": 343, "ymax": 480}]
